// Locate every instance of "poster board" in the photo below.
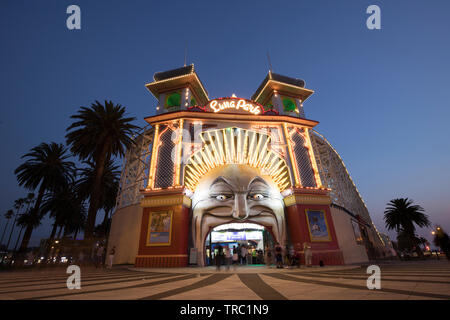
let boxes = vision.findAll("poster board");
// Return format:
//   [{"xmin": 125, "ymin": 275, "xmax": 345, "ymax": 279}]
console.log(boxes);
[{"xmin": 146, "ymin": 210, "xmax": 173, "ymax": 246}]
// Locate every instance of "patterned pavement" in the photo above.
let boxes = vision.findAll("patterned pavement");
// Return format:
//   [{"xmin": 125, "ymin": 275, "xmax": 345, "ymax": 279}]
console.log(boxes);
[{"xmin": 0, "ymin": 260, "xmax": 449, "ymax": 300}]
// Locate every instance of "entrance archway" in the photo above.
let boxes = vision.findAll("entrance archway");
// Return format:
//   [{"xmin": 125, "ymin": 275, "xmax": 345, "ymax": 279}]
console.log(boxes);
[{"xmin": 204, "ymin": 222, "xmax": 275, "ymax": 266}]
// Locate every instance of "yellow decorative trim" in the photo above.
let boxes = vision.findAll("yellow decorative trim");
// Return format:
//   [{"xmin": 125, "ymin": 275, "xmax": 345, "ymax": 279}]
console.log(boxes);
[
  {"xmin": 283, "ymin": 123, "xmax": 301, "ymax": 187},
  {"xmin": 174, "ymin": 119, "xmax": 184, "ymax": 186},
  {"xmin": 254, "ymin": 79, "xmax": 314, "ymax": 102},
  {"xmin": 140, "ymin": 194, "xmax": 192, "ymax": 208},
  {"xmin": 183, "ymin": 127, "xmax": 291, "ymax": 192},
  {"xmin": 136, "ymin": 254, "xmax": 188, "ymax": 258},
  {"xmin": 147, "ymin": 124, "xmax": 160, "ymax": 189},
  {"xmin": 304, "ymin": 128, "xmax": 323, "ymax": 188},
  {"xmin": 283, "ymin": 194, "xmax": 331, "ymax": 206}
]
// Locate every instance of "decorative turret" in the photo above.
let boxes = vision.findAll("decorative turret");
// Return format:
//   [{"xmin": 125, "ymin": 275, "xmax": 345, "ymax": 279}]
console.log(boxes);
[
  {"xmin": 252, "ymin": 71, "xmax": 313, "ymax": 118},
  {"xmin": 145, "ymin": 64, "xmax": 209, "ymax": 115}
]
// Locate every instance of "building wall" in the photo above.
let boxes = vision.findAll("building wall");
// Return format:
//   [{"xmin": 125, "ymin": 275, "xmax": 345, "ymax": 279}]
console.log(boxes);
[
  {"xmin": 107, "ymin": 204, "xmax": 142, "ymax": 265},
  {"xmin": 330, "ymin": 206, "xmax": 369, "ymax": 264}
]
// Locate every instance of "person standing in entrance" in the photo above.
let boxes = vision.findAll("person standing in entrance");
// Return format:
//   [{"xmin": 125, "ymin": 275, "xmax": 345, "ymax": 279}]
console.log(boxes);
[
  {"xmin": 265, "ymin": 246, "xmax": 273, "ymax": 267},
  {"xmin": 232, "ymin": 246, "xmax": 239, "ymax": 270},
  {"xmin": 275, "ymin": 242, "xmax": 283, "ymax": 269},
  {"xmin": 224, "ymin": 246, "xmax": 231, "ymax": 270},
  {"xmin": 107, "ymin": 246, "xmax": 116, "ymax": 269},
  {"xmin": 240, "ymin": 245, "xmax": 247, "ymax": 265},
  {"xmin": 216, "ymin": 244, "xmax": 224, "ymax": 271},
  {"xmin": 303, "ymin": 242, "xmax": 312, "ymax": 267},
  {"xmin": 95, "ymin": 244, "xmax": 105, "ymax": 268}
]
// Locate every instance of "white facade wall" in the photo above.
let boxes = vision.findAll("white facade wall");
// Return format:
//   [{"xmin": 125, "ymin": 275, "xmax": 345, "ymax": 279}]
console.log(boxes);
[
  {"xmin": 107, "ymin": 204, "xmax": 142, "ymax": 265},
  {"xmin": 331, "ymin": 206, "xmax": 369, "ymax": 264}
]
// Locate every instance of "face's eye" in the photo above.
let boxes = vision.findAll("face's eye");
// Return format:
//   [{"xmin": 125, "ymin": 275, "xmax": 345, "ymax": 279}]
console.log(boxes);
[
  {"xmin": 215, "ymin": 194, "xmax": 231, "ymax": 201},
  {"xmin": 250, "ymin": 193, "xmax": 265, "ymax": 201}
]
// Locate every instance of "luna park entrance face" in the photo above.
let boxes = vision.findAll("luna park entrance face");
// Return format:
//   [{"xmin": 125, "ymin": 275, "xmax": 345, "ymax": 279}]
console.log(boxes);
[
  {"xmin": 190, "ymin": 165, "xmax": 287, "ymax": 266},
  {"xmin": 204, "ymin": 222, "xmax": 275, "ymax": 266}
]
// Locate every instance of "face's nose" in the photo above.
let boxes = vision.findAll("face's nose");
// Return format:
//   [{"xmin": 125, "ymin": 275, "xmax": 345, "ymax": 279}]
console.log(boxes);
[{"xmin": 233, "ymin": 193, "xmax": 248, "ymax": 220}]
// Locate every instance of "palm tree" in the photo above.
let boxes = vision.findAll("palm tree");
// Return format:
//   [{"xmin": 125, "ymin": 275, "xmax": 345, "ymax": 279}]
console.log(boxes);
[
  {"xmin": 0, "ymin": 210, "xmax": 14, "ymax": 247},
  {"xmin": 66, "ymin": 101, "xmax": 138, "ymax": 238},
  {"xmin": 41, "ymin": 184, "xmax": 86, "ymax": 241},
  {"xmin": 384, "ymin": 198, "xmax": 431, "ymax": 253},
  {"xmin": 4, "ymin": 209, "xmax": 19, "ymax": 253},
  {"xmin": 100, "ymin": 177, "xmax": 119, "ymax": 238},
  {"xmin": 16, "ymin": 210, "xmax": 42, "ymax": 242},
  {"xmin": 433, "ymin": 227, "xmax": 450, "ymax": 260},
  {"xmin": 76, "ymin": 159, "xmax": 120, "ymax": 238},
  {"xmin": 12, "ymin": 194, "xmax": 35, "ymax": 253},
  {"xmin": 14, "ymin": 142, "xmax": 75, "ymax": 252}
]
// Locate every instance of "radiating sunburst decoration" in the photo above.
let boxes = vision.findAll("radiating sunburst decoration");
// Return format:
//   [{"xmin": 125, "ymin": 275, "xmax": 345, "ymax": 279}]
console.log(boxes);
[{"xmin": 184, "ymin": 127, "xmax": 292, "ymax": 192}]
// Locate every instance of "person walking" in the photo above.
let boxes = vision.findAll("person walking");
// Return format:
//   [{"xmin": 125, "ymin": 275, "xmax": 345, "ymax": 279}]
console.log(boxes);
[
  {"xmin": 303, "ymin": 242, "xmax": 312, "ymax": 267},
  {"xmin": 95, "ymin": 244, "xmax": 105, "ymax": 268},
  {"xmin": 275, "ymin": 242, "xmax": 283, "ymax": 269},
  {"xmin": 224, "ymin": 246, "xmax": 231, "ymax": 270},
  {"xmin": 232, "ymin": 246, "xmax": 239, "ymax": 270},
  {"xmin": 265, "ymin": 246, "xmax": 272, "ymax": 267},
  {"xmin": 78, "ymin": 250, "xmax": 85, "ymax": 266},
  {"xmin": 215, "ymin": 244, "xmax": 224, "ymax": 271},
  {"xmin": 240, "ymin": 245, "xmax": 247, "ymax": 265},
  {"xmin": 293, "ymin": 243, "xmax": 301, "ymax": 268},
  {"xmin": 107, "ymin": 246, "xmax": 116, "ymax": 269}
]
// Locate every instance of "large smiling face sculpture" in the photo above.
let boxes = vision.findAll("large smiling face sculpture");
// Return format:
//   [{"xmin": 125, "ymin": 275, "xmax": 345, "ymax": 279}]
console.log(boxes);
[{"xmin": 191, "ymin": 164, "xmax": 286, "ymax": 266}]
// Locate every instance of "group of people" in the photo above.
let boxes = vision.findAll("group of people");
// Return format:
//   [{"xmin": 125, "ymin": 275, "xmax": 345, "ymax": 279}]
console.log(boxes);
[
  {"xmin": 269, "ymin": 242, "xmax": 313, "ymax": 269},
  {"xmin": 213, "ymin": 244, "xmax": 255, "ymax": 270},
  {"xmin": 212, "ymin": 242, "xmax": 313, "ymax": 270},
  {"xmin": 92, "ymin": 243, "xmax": 116, "ymax": 269}
]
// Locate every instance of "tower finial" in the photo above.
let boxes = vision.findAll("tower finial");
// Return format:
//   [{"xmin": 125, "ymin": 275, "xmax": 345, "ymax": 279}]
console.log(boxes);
[
  {"xmin": 267, "ymin": 51, "xmax": 273, "ymax": 74},
  {"xmin": 184, "ymin": 41, "xmax": 188, "ymax": 67}
]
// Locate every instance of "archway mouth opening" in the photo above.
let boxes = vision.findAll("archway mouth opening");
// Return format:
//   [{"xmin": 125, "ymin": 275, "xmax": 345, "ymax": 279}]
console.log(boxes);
[{"xmin": 203, "ymin": 222, "xmax": 275, "ymax": 266}]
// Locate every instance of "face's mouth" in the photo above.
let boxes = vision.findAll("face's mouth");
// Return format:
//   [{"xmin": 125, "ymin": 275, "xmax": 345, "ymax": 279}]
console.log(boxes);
[{"xmin": 192, "ymin": 205, "xmax": 285, "ymax": 265}]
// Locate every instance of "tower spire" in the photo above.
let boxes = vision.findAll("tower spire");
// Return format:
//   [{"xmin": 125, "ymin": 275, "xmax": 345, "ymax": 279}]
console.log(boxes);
[
  {"xmin": 184, "ymin": 41, "xmax": 188, "ymax": 67},
  {"xmin": 267, "ymin": 51, "xmax": 273, "ymax": 74}
]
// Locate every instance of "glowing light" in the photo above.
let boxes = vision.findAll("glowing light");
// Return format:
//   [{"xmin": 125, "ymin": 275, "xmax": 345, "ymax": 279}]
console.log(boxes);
[
  {"xmin": 303, "ymin": 128, "xmax": 324, "ymax": 188},
  {"xmin": 147, "ymin": 124, "xmax": 160, "ymax": 189},
  {"xmin": 208, "ymin": 98, "xmax": 261, "ymax": 115},
  {"xmin": 283, "ymin": 123, "xmax": 301, "ymax": 187},
  {"xmin": 173, "ymin": 119, "xmax": 184, "ymax": 186},
  {"xmin": 184, "ymin": 128, "xmax": 291, "ymax": 192}
]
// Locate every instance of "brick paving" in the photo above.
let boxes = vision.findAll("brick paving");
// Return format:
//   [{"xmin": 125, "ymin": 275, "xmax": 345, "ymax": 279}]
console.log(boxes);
[{"xmin": 0, "ymin": 260, "xmax": 449, "ymax": 300}]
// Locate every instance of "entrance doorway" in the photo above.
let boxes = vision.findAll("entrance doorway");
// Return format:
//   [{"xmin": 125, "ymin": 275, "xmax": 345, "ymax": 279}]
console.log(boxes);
[{"xmin": 204, "ymin": 223, "xmax": 274, "ymax": 266}]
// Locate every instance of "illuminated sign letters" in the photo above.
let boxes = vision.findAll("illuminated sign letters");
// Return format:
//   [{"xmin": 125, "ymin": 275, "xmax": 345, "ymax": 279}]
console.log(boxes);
[{"xmin": 208, "ymin": 98, "xmax": 261, "ymax": 115}]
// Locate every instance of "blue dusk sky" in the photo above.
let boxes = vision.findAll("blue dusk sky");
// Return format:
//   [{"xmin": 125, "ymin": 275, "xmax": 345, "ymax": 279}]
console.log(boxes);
[{"xmin": 1, "ymin": 0, "xmax": 449, "ymax": 247}]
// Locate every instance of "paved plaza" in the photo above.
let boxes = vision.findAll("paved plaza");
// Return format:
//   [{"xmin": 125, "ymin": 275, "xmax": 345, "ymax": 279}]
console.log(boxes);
[{"xmin": 0, "ymin": 260, "xmax": 449, "ymax": 300}]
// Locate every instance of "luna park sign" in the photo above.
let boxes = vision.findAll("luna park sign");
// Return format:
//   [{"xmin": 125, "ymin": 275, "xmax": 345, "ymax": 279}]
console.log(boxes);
[{"xmin": 206, "ymin": 98, "xmax": 262, "ymax": 115}]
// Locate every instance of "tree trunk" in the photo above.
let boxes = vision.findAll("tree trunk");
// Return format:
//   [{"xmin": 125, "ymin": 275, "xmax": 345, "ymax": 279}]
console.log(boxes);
[
  {"xmin": 57, "ymin": 226, "xmax": 63, "ymax": 239},
  {"xmin": 101, "ymin": 210, "xmax": 110, "ymax": 238},
  {"xmin": 102, "ymin": 210, "xmax": 109, "ymax": 227},
  {"xmin": 0, "ymin": 218, "xmax": 11, "ymax": 246},
  {"xmin": 5, "ymin": 215, "xmax": 18, "ymax": 251},
  {"xmin": 84, "ymin": 144, "xmax": 110, "ymax": 239},
  {"xmin": 63, "ymin": 226, "xmax": 69, "ymax": 237},
  {"xmin": 13, "ymin": 226, "xmax": 24, "ymax": 252},
  {"xmin": 49, "ymin": 222, "xmax": 57, "ymax": 241},
  {"xmin": 19, "ymin": 183, "xmax": 45, "ymax": 253},
  {"xmin": 73, "ymin": 228, "xmax": 79, "ymax": 240}
]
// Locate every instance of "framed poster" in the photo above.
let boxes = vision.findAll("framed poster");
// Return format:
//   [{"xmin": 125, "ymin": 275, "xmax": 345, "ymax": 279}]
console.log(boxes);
[
  {"xmin": 146, "ymin": 210, "xmax": 173, "ymax": 246},
  {"xmin": 305, "ymin": 209, "xmax": 331, "ymax": 242},
  {"xmin": 351, "ymin": 219, "xmax": 364, "ymax": 244}
]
